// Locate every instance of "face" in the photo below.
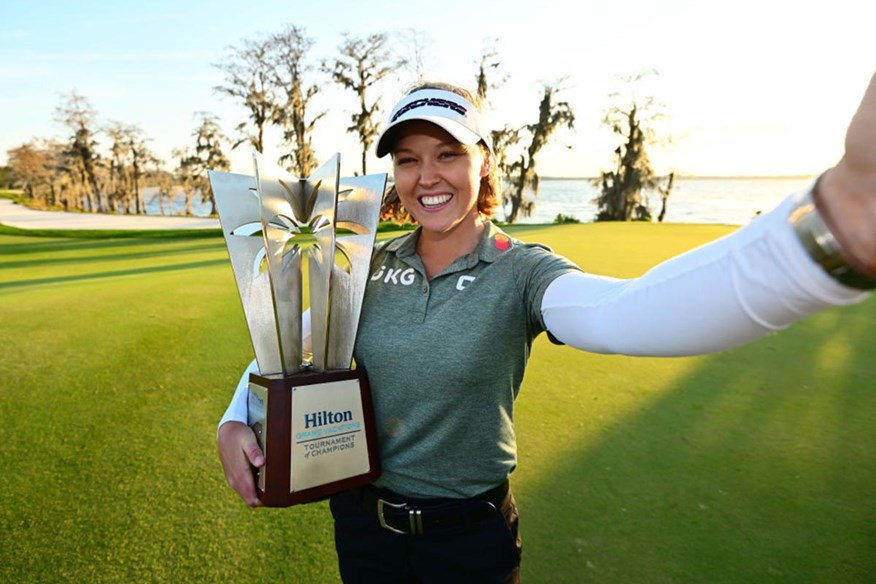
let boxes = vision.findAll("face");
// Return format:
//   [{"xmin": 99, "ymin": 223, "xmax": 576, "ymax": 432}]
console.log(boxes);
[{"xmin": 391, "ymin": 121, "xmax": 490, "ymax": 238}]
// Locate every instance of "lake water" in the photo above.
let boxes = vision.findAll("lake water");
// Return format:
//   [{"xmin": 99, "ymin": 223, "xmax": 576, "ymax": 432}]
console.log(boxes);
[
  {"xmin": 144, "ymin": 177, "xmax": 815, "ymax": 226},
  {"xmin": 509, "ymin": 177, "xmax": 815, "ymax": 225}
]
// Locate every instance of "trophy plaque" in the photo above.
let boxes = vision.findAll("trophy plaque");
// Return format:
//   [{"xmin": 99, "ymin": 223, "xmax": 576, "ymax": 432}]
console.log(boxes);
[{"xmin": 210, "ymin": 152, "xmax": 385, "ymax": 507}]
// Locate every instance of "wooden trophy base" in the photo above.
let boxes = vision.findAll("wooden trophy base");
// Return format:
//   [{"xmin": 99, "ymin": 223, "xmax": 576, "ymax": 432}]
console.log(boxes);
[{"xmin": 247, "ymin": 368, "xmax": 380, "ymax": 507}]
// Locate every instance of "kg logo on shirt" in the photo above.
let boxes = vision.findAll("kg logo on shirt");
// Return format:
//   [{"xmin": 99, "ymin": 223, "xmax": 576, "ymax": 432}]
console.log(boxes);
[
  {"xmin": 370, "ymin": 265, "xmax": 477, "ymax": 291},
  {"xmin": 371, "ymin": 265, "xmax": 416, "ymax": 286}
]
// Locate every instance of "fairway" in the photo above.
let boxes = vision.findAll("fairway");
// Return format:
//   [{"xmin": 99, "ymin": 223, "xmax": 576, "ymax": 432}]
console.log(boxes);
[{"xmin": 1, "ymin": 223, "xmax": 873, "ymax": 583}]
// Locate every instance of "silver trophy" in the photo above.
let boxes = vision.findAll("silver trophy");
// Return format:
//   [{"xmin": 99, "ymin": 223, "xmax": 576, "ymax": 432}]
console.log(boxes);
[{"xmin": 210, "ymin": 152, "xmax": 385, "ymax": 507}]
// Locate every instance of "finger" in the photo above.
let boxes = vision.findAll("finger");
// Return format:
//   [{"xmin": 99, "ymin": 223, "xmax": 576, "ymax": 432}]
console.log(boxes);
[
  {"xmin": 235, "ymin": 432, "xmax": 264, "ymax": 505},
  {"xmin": 217, "ymin": 423, "xmax": 264, "ymax": 507},
  {"xmin": 243, "ymin": 439, "xmax": 265, "ymax": 469},
  {"xmin": 226, "ymin": 463, "xmax": 262, "ymax": 507},
  {"xmin": 843, "ymin": 71, "xmax": 876, "ymax": 172}
]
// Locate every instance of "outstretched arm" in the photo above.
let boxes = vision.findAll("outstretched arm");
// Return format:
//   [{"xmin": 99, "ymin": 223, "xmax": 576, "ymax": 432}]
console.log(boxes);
[{"xmin": 542, "ymin": 72, "xmax": 875, "ymax": 356}]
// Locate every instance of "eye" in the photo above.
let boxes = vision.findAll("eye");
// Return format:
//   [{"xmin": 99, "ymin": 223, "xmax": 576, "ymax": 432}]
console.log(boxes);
[
  {"xmin": 438, "ymin": 150, "xmax": 461, "ymax": 161},
  {"xmin": 395, "ymin": 156, "xmax": 417, "ymax": 166}
]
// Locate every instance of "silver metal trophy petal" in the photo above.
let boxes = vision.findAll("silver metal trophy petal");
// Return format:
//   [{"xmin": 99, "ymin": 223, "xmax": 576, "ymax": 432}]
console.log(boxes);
[{"xmin": 210, "ymin": 153, "xmax": 385, "ymax": 507}]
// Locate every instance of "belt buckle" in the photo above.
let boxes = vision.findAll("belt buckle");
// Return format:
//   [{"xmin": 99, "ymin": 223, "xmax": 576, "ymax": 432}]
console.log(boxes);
[{"xmin": 377, "ymin": 499, "xmax": 424, "ymax": 535}]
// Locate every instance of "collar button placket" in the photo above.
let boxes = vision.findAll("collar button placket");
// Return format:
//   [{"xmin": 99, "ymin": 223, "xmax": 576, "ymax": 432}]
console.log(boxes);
[{"xmin": 418, "ymin": 291, "xmax": 429, "ymax": 322}]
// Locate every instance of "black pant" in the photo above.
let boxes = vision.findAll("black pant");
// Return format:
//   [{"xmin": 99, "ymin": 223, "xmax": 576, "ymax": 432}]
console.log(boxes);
[{"xmin": 329, "ymin": 485, "xmax": 522, "ymax": 583}]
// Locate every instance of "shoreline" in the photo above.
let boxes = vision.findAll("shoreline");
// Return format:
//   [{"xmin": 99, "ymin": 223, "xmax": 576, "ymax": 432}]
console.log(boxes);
[{"xmin": 0, "ymin": 199, "xmax": 220, "ymax": 231}]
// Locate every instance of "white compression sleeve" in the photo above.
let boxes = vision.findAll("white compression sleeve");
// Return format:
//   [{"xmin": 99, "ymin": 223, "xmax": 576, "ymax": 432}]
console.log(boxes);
[
  {"xmin": 218, "ymin": 358, "xmax": 258, "ymax": 428},
  {"xmin": 217, "ymin": 309, "xmax": 313, "ymax": 430},
  {"xmin": 541, "ymin": 192, "xmax": 869, "ymax": 357}
]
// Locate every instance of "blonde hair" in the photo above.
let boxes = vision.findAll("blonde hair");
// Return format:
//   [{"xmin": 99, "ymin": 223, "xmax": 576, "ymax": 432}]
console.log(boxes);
[{"xmin": 382, "ymin": 81, "xmax": 501, "ymax": 220}]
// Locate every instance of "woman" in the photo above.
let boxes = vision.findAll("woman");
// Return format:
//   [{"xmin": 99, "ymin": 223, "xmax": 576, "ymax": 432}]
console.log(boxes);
[{"xmin": 219, "ymin": 77, "xmax": 876, "ymax": 583}]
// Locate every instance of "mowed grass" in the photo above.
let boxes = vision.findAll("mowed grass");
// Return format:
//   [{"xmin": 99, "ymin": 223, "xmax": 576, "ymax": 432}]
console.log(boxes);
[{"xmin": 0, "ymin": 222, "xmax": 873, "ymax": 583}]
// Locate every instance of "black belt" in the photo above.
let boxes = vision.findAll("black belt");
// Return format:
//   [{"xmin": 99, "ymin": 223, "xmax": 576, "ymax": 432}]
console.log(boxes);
[{"xmin": 356, "ymin": 480, "xmax": 509, "ymax": 536}]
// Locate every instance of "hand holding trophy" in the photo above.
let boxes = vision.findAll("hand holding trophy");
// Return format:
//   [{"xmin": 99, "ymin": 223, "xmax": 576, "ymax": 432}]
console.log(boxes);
[{"xmin": 210, "ymin": 153, "xmax": 385, "ymax": 507}]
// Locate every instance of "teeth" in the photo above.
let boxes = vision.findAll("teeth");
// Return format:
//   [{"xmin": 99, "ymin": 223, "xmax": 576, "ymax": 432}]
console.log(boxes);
[{"xmin": 421, "ymin": 194, "xmax": 451, "ymax": 207}]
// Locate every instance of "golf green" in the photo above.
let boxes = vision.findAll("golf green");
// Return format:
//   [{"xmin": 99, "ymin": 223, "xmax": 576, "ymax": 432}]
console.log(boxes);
[{"xmin": 1, "ymin": 222, "xmax": 873, "ymax": 583}]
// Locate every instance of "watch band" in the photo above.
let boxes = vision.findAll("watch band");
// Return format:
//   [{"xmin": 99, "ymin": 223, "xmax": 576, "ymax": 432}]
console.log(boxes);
[{"xmin": 788, "ymin": 182, "xmax": 876, "ymax": 290}]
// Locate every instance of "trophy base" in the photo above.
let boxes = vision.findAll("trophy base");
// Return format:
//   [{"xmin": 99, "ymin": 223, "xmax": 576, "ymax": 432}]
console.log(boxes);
[{"xmin": 248, "ymin": 368, "xmax": 380, "ymax": 507}]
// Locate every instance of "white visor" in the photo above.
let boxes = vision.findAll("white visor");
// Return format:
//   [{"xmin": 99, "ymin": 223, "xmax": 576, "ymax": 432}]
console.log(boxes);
[{"xmin": 375, "ymin": 89, "xmax": 492, "ymax": 158}]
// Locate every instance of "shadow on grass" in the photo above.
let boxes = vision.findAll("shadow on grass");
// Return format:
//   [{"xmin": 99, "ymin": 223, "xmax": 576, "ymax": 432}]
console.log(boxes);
[
  {"xmin": 518, "ymin": 300, "xmax": 876, "ymax": 583},
  {"xmin": 0, "ymin": 258, "xmax": 231, "ymax": 290},
  {"xmin": 0, "ymin": 222, "xmax": 222, "ymax": 240},
  {"xmin": 0, "ymin": 233, "xmax": 223, "ymax": 256},
  {"xmin": 0, "ymin": 241, "xmax": 227, "ymax": 270}
]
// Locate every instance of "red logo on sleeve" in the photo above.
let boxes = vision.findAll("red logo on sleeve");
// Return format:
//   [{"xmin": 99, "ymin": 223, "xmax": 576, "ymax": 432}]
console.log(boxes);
[{"xmin": 494, "ymin": 234, "xmax": 510, "ymax": 251}]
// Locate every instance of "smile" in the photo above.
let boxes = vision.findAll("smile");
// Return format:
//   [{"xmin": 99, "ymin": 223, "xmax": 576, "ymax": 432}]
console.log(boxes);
[{"xmin": 419, "ymin": 194, "xmax": 452, "ymax": 208}]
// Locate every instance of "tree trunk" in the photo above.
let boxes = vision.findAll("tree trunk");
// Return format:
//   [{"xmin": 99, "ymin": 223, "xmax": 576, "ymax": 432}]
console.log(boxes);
[
  {"xmin": 657, "ymin": 172, "xmax": 675, "ymax": 223},
  {"xmin": 85, "ymin": 166, "xmax": 101, "ymax": 212},
  {"xmin": 508, "ymin": 183, "xmax": 525, "ymax": 224}
]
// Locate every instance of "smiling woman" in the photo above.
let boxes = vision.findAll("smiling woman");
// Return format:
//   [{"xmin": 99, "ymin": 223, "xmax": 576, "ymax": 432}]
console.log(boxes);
[
  {"xmin": 218, "ymin": 74, "xmax": 876, "ymax": 584},
  {"xmin": 377, "ymin": 83, "xmax": 499, "ymax": 278},
  {"xmin": 389, "ymin": 121, "xmax": 488, "ymax": 275}
]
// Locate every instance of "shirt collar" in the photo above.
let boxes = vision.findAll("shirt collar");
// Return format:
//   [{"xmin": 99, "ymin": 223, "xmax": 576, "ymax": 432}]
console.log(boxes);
[
  {"xmin": 477, "ymin": 221, "xmax": 515, "ymax": 262},
  {"xmin": 384, "ymin": 221, "xmax": 515, "ymax": 264}
]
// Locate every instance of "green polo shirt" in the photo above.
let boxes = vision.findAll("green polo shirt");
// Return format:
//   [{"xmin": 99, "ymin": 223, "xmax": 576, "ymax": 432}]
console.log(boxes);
[{"xmin": 353, "ymin": 221, "xmax": 580, "ymax": 498}]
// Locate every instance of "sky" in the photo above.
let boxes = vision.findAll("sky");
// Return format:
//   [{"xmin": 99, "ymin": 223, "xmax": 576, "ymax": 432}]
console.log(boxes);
[{"xmin": 1, "ymin": 0, "xmax": 874, "ymax": 179}]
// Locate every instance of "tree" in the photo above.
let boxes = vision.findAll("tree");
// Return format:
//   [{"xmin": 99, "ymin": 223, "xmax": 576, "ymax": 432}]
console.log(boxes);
[
  {"xmin": 503, "ymin": 82, "xmax": 575, "ymax": 223},
  {"xmin": 656, "ymin": 172, "xmax": 675, "ymax": 222},
  {"xmin": 105, "ymin": 122, "xmax": 134, "ymax": 212},
  {"xmin": 489, "ymin": 125, "xmax": 523, "ymax": 217},
  {"xmin": 172, "ymin": 147, "xmax": 199, "ymax": 216},
  {"xmin": 214, "ymin": 35, "xmax": 274, "ymax": 153},
  {"xmin": 326, "ymin": 32, "xmax": 405, "ymax": 175},
  {"xmin": 7, "ymin": 140, "xmax": 83, "ymax": 210},
  {"xmin": 215, "ymin": 26, "xmax": 325, "ymax": 176},
  {"xmin": 153, "ymin": 169, "xmax": 175, "ymax": 216},
  {"xmin": 105, "ymin": 123, "xmax": 158, "ymax": 214},
  {"xmin": 44, "ymin": 140, "xmax": 82, "ymax": 210},
  {"xmin": 474, "ymin": 39, "xmax": 506, "ymax": 105},
  {"xmin": 127, "ymin": 131, "xmax": 160, "ymax": 216},
  {"xmin": 6, "ymin": 143, "xmax": 50, "ymax": 203},
  {"xmin": 470, "ymin": 41, "xmax": 522, "ymax": 223},
  {"xmin": 267, "ymin": 25, "xmax": 325, "ymax": 177},
  {"xmin": 55, "ymin": 91, "xmax": 103, "ymax": 212},
  {"xmin": 191, "ymin": 112, "xmax": 230, "ymax": 215},
  {"xmin": 400, "ymin": 29, "xmax": 429, "ymax": 84},
  {"xmin": 594, "ymin": 72, "xmax": 674, "ymax": 222}
]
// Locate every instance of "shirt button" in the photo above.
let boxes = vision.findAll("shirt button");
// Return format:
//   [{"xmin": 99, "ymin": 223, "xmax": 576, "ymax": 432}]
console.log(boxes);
[{"xmin": 422, "ymin": 286, "xmax": 428, "ymax": 294}]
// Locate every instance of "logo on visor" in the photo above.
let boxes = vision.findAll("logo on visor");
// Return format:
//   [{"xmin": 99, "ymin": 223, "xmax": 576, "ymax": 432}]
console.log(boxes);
[{"xmin": 391, "ymin": 97, "xmax": 468, "ymax": 123}]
